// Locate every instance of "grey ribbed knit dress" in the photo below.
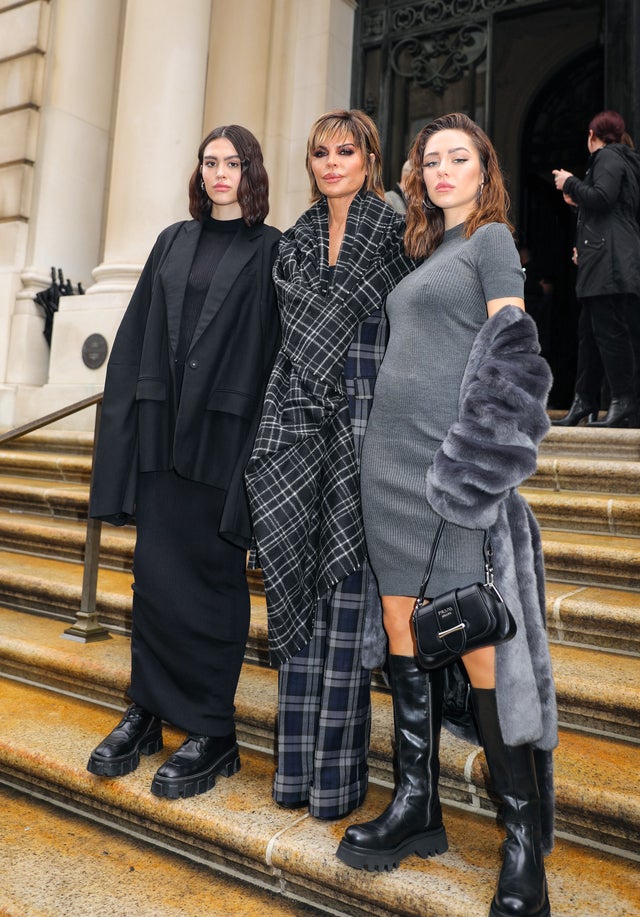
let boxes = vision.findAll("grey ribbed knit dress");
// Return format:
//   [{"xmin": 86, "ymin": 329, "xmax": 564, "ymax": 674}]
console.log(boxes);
[{"xmin": 361, "ymin": 221, "xmax": 525, "ymax": 597}]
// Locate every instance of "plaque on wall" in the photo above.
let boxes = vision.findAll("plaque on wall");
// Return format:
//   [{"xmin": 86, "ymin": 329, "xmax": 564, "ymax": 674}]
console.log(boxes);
[{"xmin": 82, "ymin": 333, "xmax": 109, "ymax": 369}]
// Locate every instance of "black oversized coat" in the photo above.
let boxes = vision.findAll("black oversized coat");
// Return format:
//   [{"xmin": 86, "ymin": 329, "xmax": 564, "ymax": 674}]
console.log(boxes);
[{"xmin": 90, "ymin": 218, "xmax": 281, "ymax": 548}]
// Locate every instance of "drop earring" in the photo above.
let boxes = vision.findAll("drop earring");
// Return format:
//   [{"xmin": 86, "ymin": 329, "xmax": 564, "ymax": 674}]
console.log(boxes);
[{"xmin": 201, "ymin": 179, "xmax": 206, "ymax": 191}]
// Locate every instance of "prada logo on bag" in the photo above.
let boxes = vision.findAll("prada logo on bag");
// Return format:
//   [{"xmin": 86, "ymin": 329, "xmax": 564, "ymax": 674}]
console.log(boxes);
[{"xmin": 436, "ymin": 605, "xmax": 466, "ymax": 639}]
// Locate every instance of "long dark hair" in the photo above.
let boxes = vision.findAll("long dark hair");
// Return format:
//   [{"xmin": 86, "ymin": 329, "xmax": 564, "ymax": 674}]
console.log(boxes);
[
  {"xmin": 404, "ymin": 112, "xmax": 513, "ymax": 259},
  {"xmin": 188, "ymin": 124, "xmax": 269, "ymax": 225}
]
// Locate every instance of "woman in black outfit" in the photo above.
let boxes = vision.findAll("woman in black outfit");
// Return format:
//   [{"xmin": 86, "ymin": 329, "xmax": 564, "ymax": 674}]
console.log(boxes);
[
  {"xmin": 552, "ymin": 110, "xmax": 640, "ymax": 427},
  {"xmin": 86, "ymin": 125, "xmax": 281, "ymax": 798}
]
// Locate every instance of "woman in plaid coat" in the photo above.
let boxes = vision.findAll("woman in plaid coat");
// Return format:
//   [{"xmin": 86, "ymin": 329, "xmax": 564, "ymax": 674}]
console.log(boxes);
[{"xmin": 246, "ymin": 110, "xmax": 415, "ymax": 818}]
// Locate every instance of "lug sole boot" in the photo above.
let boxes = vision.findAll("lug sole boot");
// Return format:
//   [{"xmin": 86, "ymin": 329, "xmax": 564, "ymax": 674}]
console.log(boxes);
[
  {"xmin": 151, "ymin": 732, "xmax": 240, "ymax": 799},
  {"xmin": 336, "ymin": 655, "xmax": 448, "ymax": 872},
  {"xmin": 471, "ymin": 688, "xmax": 551, "ymax": 917},
  {"xmin": 87, "ymin": 704, "xmax": 163, "ymax": 777}
]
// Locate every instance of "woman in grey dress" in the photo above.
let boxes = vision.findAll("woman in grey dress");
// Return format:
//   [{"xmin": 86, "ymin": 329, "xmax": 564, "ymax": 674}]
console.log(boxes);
[{"xmin": 337, "ymin": 114, "xmax": 556, "ymax": 917}]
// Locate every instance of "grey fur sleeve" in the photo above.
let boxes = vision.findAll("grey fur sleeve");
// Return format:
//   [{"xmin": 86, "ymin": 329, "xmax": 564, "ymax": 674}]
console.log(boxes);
[{"xmin": 426, "ymin": 306, "xmax": 552, "ymax": 528}]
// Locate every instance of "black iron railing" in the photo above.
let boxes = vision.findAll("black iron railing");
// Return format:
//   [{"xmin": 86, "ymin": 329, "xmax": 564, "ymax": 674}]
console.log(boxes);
[{"xmin": 0, "ymin": 393, "xmax": 110, "ymax": 642}]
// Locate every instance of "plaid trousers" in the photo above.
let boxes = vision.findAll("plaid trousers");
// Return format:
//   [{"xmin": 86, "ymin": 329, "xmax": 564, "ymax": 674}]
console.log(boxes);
[{"xmin": 273, "ymin": 309, "xmax": 386, "ymax": 819}]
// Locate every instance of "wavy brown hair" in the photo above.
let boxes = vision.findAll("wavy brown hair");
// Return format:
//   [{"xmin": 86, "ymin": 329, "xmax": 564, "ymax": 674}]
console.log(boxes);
[
  {"xmin": 305, "ymin": 109, "xmax": 385, "ymax": 203},
  {"xmin": 404, "ymin": 113, "xmax": 513, "ymax": 259},
  {"xmin": 188, "ymin": 124, "xmax": 269, "ymax": 225}
]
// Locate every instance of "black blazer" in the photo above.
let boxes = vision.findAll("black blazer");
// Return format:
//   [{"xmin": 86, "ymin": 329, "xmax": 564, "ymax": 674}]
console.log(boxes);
[{"xmin": 90, "ymin": 218, "xmax": 281, "ymax": 547}]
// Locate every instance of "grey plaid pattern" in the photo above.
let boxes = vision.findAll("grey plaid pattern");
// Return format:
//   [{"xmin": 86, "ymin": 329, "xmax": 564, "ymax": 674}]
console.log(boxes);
[
  {"xmin": 273, "ymin": 309, "xmax": 387, "ymax": 818},
  {"xmin": 246, "ymin": 191, "xmax": 413, "ymax": 665}
]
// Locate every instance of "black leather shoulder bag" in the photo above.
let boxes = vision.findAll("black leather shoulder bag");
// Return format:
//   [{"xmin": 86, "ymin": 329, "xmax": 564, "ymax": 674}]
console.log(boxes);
[{"xmin": 411, "ymin": 518, "xmax": 517, "ymax": 670}]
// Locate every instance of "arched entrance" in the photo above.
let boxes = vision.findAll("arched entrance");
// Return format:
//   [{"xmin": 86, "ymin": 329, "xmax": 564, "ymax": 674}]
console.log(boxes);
[{"xmin": 519, "ymin": 49, "xmax": 604, "ymax": 405}]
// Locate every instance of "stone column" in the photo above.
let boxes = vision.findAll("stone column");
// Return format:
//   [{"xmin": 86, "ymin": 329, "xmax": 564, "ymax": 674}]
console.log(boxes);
[
  {"xmin": 201, "ymin": 0, "xmax": 356, "ymax": 232},
  {"xmin": 0, "ymin": 0, "xmax": 123, "ymax": 429},
  {"xmin": 4, "ymin": 0, "xmax": 121, "ymax": 391},
  {"xmin": 0, "ymin": 0, "xmax": 50, "ymax": 424},
  {"xmin": 261, "ymin": 0, "xmax": 357, "ymax": 230},
  {"xmin": 41, "ymin": 0, "xmax": 212, "ymax": 426},
  {"xmin": 203, "ymin": 0, "xmax": 274, "ymax": 140}
]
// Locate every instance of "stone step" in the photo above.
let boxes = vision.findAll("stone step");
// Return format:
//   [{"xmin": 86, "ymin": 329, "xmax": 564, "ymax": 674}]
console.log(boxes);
[
  {"xmin": 2, "ymin": 484, "xmax": 639, "ymax": 580},
  {"xmin": 0, "ymin": 429, "xmax": 94, "ymax": 455},
  {"xmin": 3, "ymin": 425, "xmax": 640, "ymax": 462},
  {"xmin": 545, "ymin": 581, "xmax": 640, "ymax": 655},
  {"xmin": 521, "ymin": 487, "xmax": 640, "ymax": 535},
  {"xmin": 542, "ymin": 531, "xmax": 640, "ymax": 590},
  {"xmin": 0, "ymin": 549, "xmax": 132, "ymax": 628},
  {"xmin": 529, "ymin": 457, "xmax": 640, "ymax": 495},
  {"xmin": 0, "ymin": 678, "xmax": 637, "ymax": 917},
  {"xmin": 3, "ymin": 531, "xmax": 639, "ymax": 654},
  {"xmin": 1, "ymin": 605, "xmax": 639, "ymax": 854},
  {"xmin": 0, "ymin": 448, "xmax": 92, "ymax": 483},
  {"xmin": 0, "ymin": 507, "xmax": 135, "ymax": 569},
  {"xmin": 540, "ymin": 426, "xmax": 640, "ymax": 460},
  {"xmin": 0, "ymin": 531, "xmax": 638, "ymax": 658},
  {"xmin": 0, "ymin": 782, "xmax": 327, "ymax": 917},
  {"xmin": 0, "ymin": 474, "xmax": 88, "ymax": 519}
]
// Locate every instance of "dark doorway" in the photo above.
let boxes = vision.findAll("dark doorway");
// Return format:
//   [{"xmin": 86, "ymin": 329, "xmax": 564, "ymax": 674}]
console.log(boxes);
[{"xmin": 519, "ymin": 49, "xmax": 604, "ymax": 406}]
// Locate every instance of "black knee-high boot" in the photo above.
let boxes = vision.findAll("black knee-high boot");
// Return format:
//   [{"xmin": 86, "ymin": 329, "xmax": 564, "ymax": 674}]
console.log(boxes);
[
  {"xmin": 471, "ymin": 688, "xmax": 550, "ymax": 917},
  {"xmin": 336, "ymin": 654, "xmax": 448, "ymax": 871}
]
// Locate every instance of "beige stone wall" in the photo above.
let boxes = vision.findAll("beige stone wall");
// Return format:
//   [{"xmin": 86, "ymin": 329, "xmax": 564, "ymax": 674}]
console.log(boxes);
[
  {"xmin": 0, "ymin": 0, "xmax": 356, "ymax": 430},
  {"xmin": 0, "ymin": 0, "xmax": 50, "ymax": 408}
]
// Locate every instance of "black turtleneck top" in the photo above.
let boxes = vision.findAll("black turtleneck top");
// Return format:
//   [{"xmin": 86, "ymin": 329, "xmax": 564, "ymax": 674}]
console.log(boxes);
[{"xmin": 174, "ymin": 215, "xmax": 244, "ymax": 397}]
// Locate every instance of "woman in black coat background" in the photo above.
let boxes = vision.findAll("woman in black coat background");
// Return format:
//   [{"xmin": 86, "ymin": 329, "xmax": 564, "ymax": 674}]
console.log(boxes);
[
  {"xmin": 552, "ymin": 109, "xmax": 640, "ymax": 428},
  {"xmin": 87, "ymin": 125, "xmax": 281, "ymax": 798}
]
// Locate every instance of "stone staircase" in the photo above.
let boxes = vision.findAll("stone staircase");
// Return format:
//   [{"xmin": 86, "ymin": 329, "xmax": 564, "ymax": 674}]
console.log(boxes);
[{"xmin": 0, "ymin": 428, "xmax": 639, "ymax": 916}]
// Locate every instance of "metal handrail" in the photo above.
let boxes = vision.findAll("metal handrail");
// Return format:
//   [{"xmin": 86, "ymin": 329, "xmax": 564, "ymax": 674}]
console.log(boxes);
[
  {"xmin": 1, "ymin": 392, "xmax": 111, "ymax": 643},
  {"xmin": 0, "ymin": 392, "xmax": 103, "ymax": 445}
]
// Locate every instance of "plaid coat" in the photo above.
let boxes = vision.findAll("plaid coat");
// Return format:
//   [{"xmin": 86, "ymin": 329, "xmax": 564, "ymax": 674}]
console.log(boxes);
[{"xmin": 246, "ymin": 191, "xmax": 414, "ymax": 665}]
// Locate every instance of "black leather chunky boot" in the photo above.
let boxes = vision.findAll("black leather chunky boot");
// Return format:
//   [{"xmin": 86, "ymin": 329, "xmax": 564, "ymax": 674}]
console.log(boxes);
[
  {"xmin": 551, "ymin": 394, "xmax": 598, "ymax": 426},
  {"xmin": 471, "ymin": 688, "xmax": 550, "ymax": 917},
  {"xmin": 587, "ymin": 395, "xmax": 639, "ymax": 428},
  {"xmin": 151, "ymin": 731, "xmax": 240, "ymax": 799},
  {"xmin": 336, "ymin": 655, "xmax": 448, "ymax": 871},
  {"xmin": 87, "ymin": 704, "xmax": 163, "ymax": 777}
]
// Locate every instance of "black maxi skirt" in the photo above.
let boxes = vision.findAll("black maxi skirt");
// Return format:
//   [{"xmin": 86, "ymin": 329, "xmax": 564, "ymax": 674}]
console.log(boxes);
[{"xmin": 128, "ymin": 470, "xmax": 250, "ymax": 736}]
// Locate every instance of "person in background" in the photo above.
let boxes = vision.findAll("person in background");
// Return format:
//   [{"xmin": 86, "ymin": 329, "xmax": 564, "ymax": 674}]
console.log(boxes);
[
  {"xmin": 87, "ymin": 125, "xmax": 281, "ymax": 799},
  {"xmin": 552, "ymin": 109, "xmax": 640, "ymax": 427},
  {"xmin": 337, "ymin": 113, "xmax": 556, "ymax": 917},
  {"xmin": 384, "ymin": 159, "xmax": 411, "ymax": 213},
  {"xmin": 246, "ymin": 110, "xmax": 415, "ymax": 820}
]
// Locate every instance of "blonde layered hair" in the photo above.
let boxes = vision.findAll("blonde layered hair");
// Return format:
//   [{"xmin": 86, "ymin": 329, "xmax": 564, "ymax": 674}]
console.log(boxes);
[{"xmin": 306, "ymin": 109, "xmax": 385, "ymax": 203}]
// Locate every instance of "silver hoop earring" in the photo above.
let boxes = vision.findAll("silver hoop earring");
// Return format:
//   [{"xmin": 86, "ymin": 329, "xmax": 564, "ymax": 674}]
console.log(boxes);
[
  {"xmin": 424, "ymin": 195, "xmax": 436, "ymax": 210},
  {"xmin": 200, "ymin": 179, "xmax": 206, "ymax": 191}
]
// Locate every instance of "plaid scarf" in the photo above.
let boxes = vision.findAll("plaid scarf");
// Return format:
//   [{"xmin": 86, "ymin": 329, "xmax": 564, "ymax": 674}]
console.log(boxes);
[{"xmin": 246, "ymin": 191, "xmax": 414, "ymax": 665}]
